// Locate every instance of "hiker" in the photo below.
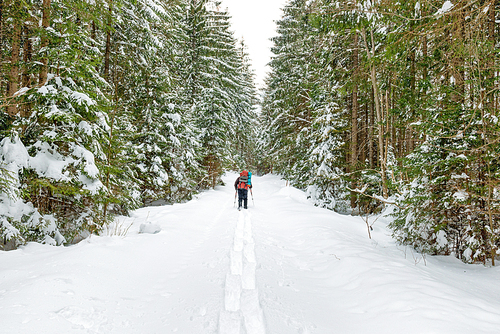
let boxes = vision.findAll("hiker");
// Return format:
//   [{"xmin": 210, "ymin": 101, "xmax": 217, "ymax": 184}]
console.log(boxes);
[{"xmin": 234, "ymin": 170, "xmax": 252, "ymax": 210}]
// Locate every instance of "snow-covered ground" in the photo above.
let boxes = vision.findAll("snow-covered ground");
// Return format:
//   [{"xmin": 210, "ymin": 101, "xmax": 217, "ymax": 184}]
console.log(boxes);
[{"xmin": 1, "ymin": 173, "xmax": 500, "ymax": 334}]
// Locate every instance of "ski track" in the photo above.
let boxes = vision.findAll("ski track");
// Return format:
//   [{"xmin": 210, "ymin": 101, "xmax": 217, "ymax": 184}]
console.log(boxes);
[{"xmin": 219, "ymin": 210, "xmax": 266, "ymax": 334}]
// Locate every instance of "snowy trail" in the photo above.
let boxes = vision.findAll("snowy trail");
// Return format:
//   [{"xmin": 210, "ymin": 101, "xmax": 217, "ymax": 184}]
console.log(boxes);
[
  {"xmin": 219, "ymin": 211, "xmax": 265, "ymax": 334},
  {"xmin": 1, "ymin": 173, "xmax": 500, "ymax": 333}
]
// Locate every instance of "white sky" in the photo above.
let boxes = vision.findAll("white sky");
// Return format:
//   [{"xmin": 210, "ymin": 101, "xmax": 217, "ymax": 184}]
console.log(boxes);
[{"xmin": 219, "ymin": 0, "xmax": 287, "ymax": 90}]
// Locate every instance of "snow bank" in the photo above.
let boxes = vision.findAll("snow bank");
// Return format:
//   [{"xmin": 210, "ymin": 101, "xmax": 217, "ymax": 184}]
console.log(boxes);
[
  {"xmin": 1, "ymin": 173, "xmax": 499, "ymax": 333},
  {"xmin": 276, "ymin": 185, "xmax": 311, "ymax": 205}
]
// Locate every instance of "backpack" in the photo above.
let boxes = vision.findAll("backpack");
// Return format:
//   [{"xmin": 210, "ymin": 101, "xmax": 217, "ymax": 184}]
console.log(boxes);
[{"xmin": 238, "ymin": 170, "xmax": 249, "ymax": 189}]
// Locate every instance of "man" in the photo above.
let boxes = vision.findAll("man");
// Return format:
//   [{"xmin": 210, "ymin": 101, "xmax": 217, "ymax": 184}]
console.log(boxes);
[{"xmin": 234, "ymin": 170, "xmax": 252, "ymax": 210}]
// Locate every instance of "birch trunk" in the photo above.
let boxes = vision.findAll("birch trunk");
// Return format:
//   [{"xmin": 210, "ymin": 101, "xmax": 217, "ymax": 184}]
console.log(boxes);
[{"xmin": 361, "ymin": 28, "xmax": 388, "ymax": 199}]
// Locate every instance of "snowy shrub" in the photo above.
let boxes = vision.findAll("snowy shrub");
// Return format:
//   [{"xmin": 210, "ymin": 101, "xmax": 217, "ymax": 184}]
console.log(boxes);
[
  {"xmin": 0, "ymin": 136, "xmax": 66, "ymax": 248},
  {"xmin": 391, "ymin": 137, "xmax": 500, "ymax": 263},
  {"xmin": 139, "ymin": 222, "xmax": 161, "ymax": 234}
]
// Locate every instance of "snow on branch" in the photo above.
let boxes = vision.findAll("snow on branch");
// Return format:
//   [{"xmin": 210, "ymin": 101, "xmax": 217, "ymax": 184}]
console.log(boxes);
[
  {"xmin": 346, "ymin": 185, "xmax": 401, "ymax": 208},
  {"xmin": 435, "ymin": 1, "xmax": 454, "ymax": 16}
]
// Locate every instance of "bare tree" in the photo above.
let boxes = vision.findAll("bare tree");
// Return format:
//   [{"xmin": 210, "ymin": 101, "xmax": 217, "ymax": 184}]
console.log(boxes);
[{"xmin": 361, "ymin": 27, "xmax": 388, "ymax": 199}]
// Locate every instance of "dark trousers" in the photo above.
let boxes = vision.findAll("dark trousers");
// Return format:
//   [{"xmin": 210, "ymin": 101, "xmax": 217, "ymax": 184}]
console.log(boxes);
[{"xmin": 238, "ymin": 189, "xmax": 248, "ymax": 209}]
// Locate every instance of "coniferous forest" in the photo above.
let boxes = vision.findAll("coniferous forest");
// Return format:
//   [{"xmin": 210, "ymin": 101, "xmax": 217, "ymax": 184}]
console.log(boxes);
[
  {"xmin": 0, "ymin": 0, "xmax": 257, "ymax": 248},
  {"xmin": 1, "ymin": 0, "xmax": 500, "ymax": 266},
  {"xmin": 260, "ymin": 0, "xmax": 500, "ymax": 265}
]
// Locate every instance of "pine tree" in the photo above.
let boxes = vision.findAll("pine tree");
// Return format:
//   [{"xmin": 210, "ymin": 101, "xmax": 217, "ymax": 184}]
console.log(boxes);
[
  {"xmin": 231, "ymin": 40, "xmax": 259, "ymax": 170},
  {"xmin": 181, "ymin": 0, "xmax": 257, "ymax": 187},
  {"xmin": 0, "ymin": 0, "xmax": 112, "ymax": 246},
  {"xmin": 0, "ymin": 0, "xmax": 258, "ymax": 249},
  {"xmin": 261, "ymin": 0, "xmax": 316, "ymax": 185},
  {"xmin": 261, "ymin": 0, "xmax": 500, "ymax": 264}
]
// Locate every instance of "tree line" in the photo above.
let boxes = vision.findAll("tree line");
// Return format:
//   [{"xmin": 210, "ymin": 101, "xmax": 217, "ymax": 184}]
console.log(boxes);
[
  {"xmin": 259, "ymin": 0, "xmax": 500, "ymax": 264},
  {"xmin": 0, "ymin": 0, "xmax": 257, "ymax": 249}
]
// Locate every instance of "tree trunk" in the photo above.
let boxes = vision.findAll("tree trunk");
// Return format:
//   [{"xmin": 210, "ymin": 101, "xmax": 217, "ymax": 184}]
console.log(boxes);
[
  {"xmin": 408, "ymin": 49, "xmax": 416, "ymax": 153},
  {"xmin": 103, "ymin": 81, "xmax": 118, "ymax": 222},
  {"xmin": 0, "ymin": 0, "xmax": 4, "ymax": 95},
  {"xmin": 38, "ymin": 0, "xmax": 51, "ymax": 86},
  {"xmin": 450, "ymin": 5, "xmax": 465, "ymax": 105},
  {"xmin": 486, "ymin": 0, "xmax": 495, "ymax": 112},
  {"xmin": 350, "ymin": 32, "xmax": 359, "ymax": 209},
  {"xmin": 104, "ymin": 0, "xmax": 113, "ymax": 79},
  {"xmin": 495, "ymin": 0, "xmax": 499, "ymax": 115},
  {"xmin": 385, "ymin": 90, "xmax": 390, "ymax": 163},
  {"xmin": 361, "ymin": 28, "xmax": 388, "ymax": 199},
  {"xmin": 6, "ymin": 18, "xmax": 21, "ymax": 117},
  {"xmin": 421, "ymin": 32, "xmax": 428, "ymax": 144},
  {"xmin": 189, "ymin": 0, "xmax": 199, "ymax": 104},
  {"xmin": 485, "ymin": 0, "xmax": 497, "ymax": 266},
  {"xmin": 92, "ymin": 20, "xmax": 96, "ymax": 41},
  {"xmin": 360, "ymin": 101, "xmax": 367, "ymax": 165},
  {"xmin": 369, "ymin": 87, "xmax": 374, "ymax": 169},
  {"xmin": 21, "ymin": 23, "xmax": 33, "ymax": 117},
  {"xmin": 22, "ymin": 25, "xmax": 32, "ymax": 88}
]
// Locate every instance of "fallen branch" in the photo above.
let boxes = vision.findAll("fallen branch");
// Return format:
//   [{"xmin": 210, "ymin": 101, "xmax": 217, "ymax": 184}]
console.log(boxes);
[{"xmin": 347, "ymin": 185, "xmax": 405, "ymax": 210}]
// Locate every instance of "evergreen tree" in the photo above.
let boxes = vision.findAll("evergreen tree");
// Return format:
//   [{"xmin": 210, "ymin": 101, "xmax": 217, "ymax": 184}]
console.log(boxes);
[
  {"xmin": 181, "ymin": 0, "xmax": 257, "ymax": 187},
  {"xmin": 231, "ymin": 41, "xmax": 259, "ymax": 170},
  {"xmin": 0, "ymin": 0, "xmax": 110, "ymax": 246},
  {"xmin": 0, "ymin": 0, "xmax": 258, "ymax": 249},
  {"xmin": 261, "ymin": 0, "xmax": 500, "ymax": 264},
  {"xmin": 261, "ymin": 0, "xmax": 316, "ymax": 185}
]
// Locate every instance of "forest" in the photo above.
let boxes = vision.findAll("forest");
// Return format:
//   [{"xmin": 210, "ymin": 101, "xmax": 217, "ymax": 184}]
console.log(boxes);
[
  {"xmin": 0, "ymin": 0, "xmax": 257, "ymax": 249},
  {"xmin": 260, "ymin": 0, "xmax": 500, "ymax": 265},
  {"xmin": 1, "ymin": 0, "xmax": 499, "ymax": 266}
]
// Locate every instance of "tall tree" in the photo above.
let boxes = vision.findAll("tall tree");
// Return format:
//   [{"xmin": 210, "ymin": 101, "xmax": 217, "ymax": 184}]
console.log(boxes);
[{"xmin": 260, "ymin": 0, "xmax": 500, "ymax": 264}]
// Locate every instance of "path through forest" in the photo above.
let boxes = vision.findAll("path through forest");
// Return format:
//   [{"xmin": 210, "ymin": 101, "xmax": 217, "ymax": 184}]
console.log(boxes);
[{"xmin": 1, "ymin": 173, "xmax": 500, "ymax": 333}]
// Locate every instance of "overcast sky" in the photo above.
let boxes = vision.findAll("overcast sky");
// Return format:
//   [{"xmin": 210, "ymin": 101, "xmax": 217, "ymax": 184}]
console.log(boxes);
[{"xmin": 219, "ymin": 0, "xmax": 287, "ymax": 90}]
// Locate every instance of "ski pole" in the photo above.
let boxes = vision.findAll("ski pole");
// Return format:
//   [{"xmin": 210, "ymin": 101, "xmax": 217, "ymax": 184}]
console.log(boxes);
[
  {"xmin": 234, "ymin": 191, "xmax": 237, "ymax": 207},
  {"xmin": 250, "ymin": 188, "xmax": 254, "ymax": 206}
]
